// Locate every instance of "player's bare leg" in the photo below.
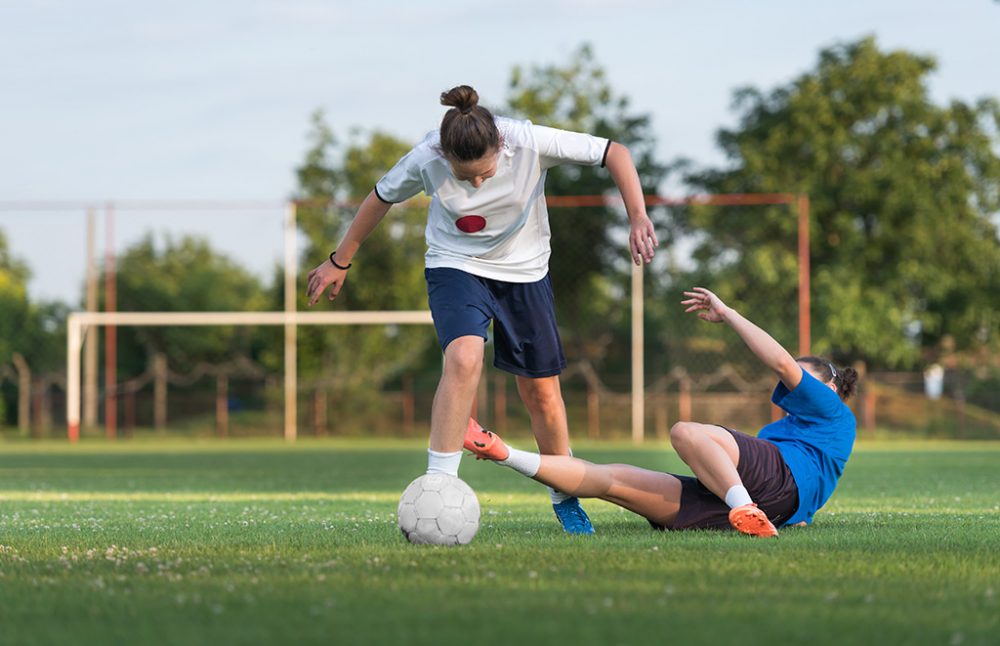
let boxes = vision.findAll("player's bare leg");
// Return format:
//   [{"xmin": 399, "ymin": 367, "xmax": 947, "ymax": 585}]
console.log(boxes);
[
  {"xmin": 668, "ymin": 422, "xmax": 741, "ymax": 498},
  {"xmin": 465, "ymin": 421, "xmax": 681, "ymax": 528},
  {"xmin": 669, "ymin": 421, "xmax": 777, "ymax": 537},
  {"xmin": 515, "ymin": 375, "xmax": 570, "ymax": 455},
  {"xmin": 515, "ymin": 375, "xmax": 594, "ymax": 534},
  {"xmin": 535, "ymin": 457, "xmax": 682, "ymax": 528},
  {"xmin": 427, "ymin": 336, "xmax": 484, "ymax": 475}
]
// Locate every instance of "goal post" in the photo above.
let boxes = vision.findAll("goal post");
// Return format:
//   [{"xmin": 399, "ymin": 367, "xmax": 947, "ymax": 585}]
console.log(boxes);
[{"xmin": 65, "ymin": 310, "xmax": 434, "ymax": 442}]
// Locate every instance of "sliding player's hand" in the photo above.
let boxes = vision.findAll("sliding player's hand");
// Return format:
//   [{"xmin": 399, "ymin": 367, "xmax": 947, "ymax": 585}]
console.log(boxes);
[
  {"xmin": 306, "ymin": 259, "xmax": 348, "ymax": 306},
  {"xmin": 681, "ymin": 287, "xmax": 729, "ymax": 323}
]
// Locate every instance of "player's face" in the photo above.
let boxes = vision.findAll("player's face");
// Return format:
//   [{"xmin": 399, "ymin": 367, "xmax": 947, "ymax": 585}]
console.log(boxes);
[{"xmin": 448, "ymin": 148, "xmax": 499, "ymax": 188}]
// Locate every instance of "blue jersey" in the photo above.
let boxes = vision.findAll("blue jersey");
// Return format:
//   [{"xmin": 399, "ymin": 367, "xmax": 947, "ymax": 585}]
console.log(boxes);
[{"xmin": 758, "ymin": 368, "xmax": 856, "ymax": 525}]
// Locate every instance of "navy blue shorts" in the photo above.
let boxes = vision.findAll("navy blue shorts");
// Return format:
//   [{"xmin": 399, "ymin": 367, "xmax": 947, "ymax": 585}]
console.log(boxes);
[{"xmin": 425, "ymin": 267, "xmax": 566, "ymax": 378}]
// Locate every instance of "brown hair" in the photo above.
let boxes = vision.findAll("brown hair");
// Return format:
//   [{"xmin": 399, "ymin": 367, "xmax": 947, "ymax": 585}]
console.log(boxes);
[
  {"xmin": 796, "ymin": 356, "xmax": 859, "ymax": 401},
  {"xmin": 439, "ymin": 85, "xmax": 499, "ymax": 162}
]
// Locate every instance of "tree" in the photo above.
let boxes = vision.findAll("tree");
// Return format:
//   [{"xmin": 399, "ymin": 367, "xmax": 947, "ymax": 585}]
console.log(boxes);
[
  {"xmin": 682, "ymin": 37, "xmax": 1000, "ymax": 368},
  {"xmin": 0, "ymin": 230, "xmax": 32, "ymax": 364},
  {"xmin": 505, "ymin": 44, "xmax": 669, "ymax": 368},
  {"xmin": 0, "ymin": 230, "xmax": 32, "ymax": 425},
  {"xmin": 108, "ymin": 234, "xmax": 268, "ymax": 376},
  {"xmin": 290, "ymin": 112, "xmax": 433, "ymax": 417},
  {"xmin": 0, "ymin": 230, "xmax": 68, "ymax": 428}
]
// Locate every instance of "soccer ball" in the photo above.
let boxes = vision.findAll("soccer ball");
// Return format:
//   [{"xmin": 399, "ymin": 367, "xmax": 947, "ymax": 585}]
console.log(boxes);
[{"xmin": 397, "ymin": 473, "xmax": 480, "ymax": 545}]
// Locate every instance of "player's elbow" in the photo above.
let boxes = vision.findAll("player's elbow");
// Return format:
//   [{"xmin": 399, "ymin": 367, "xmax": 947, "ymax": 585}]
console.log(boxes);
[{"xmin": 605, "ymin": 141, "xmax": 632, "ymax": 168}]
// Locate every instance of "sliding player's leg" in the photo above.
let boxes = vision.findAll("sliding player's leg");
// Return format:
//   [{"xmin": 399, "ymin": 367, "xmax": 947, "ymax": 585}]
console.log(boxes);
[
  {"xmin": 466, "ymin": 420, "xmax": 682, "ymax": 528},
  {"xmin": 669, "ymin": 422, "xmax": 778, "ymax": 537}
]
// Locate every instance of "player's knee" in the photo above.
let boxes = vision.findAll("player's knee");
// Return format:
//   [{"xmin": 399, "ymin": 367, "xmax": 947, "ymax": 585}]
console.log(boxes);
[
  {"xmin": 519, "ymin": 383, "xmax": 561, "ymax": 415},
  {"xmin": 669, "ymin": 421, "xmax": 698, "ymax": 450},
  {"xmin": 444, "ymin": 344, "xmax": 483, "ymax": 381}
]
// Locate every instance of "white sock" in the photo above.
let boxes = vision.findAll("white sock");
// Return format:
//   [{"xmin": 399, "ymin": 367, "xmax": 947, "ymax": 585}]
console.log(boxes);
[
  {"xmin": 549, "ymin": 487, "xmax": 571, "ymax": 505},
  {"xmin": 724, "ymin": 484, "xmax": 754, "ymax": 509},
  {"xmin": 498, "ymin": 447, "xmax": 541, "ymax": 478},
  {"xmin": 426, "ymin": 449, "xmax": 462, "ymax": 477}
]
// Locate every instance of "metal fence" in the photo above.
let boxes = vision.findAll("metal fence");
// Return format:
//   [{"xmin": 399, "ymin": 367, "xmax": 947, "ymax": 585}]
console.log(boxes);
[{"xmin": 2, "ymin": 197, "xmax": 997, "ymax": 441}]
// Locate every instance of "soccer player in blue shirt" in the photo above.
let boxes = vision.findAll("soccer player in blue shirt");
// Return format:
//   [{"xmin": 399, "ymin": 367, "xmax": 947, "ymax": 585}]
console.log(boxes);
[{"xmin": 464, "ymin": 286, "xmax": 858, "ymax": 537}]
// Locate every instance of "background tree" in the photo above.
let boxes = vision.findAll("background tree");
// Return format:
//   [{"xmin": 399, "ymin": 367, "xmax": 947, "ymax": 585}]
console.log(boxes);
[
  {"xmin": 0, "ymin": 230, "xmax": 67, "ymax": 429},
  {"xmin": 0, "ymin": 230, "xmax": 33, "ymax": 424},
  {"xmin": 505, "ymin": 44, "xmax": 670, "ymax": 373},
  {"xmin": 680, "ymin": 36, "xmax": 1000, "ymax": 369},
  {"xmin": 289, "ymin": 112, "xmax": 433, "ymax": 427},
  {"xmin": 109, "ymin": 234, "xmax": 268, "ymax": 376}
]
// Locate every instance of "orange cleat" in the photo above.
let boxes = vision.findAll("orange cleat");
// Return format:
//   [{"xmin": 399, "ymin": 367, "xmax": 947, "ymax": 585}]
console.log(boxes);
[
  {"xmin": 463, "ymin": 418, "xmax": 510, "ymax": 461},
  {"xmin": 728, "ymin": 503, "xmax": 779, "ymax": 538}
]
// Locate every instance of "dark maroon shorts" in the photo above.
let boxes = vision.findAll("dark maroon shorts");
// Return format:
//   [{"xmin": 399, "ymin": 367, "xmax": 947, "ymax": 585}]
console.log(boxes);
[{"xmin": 652, "ymin": 427, "xmax": 799, "ymax": 531}]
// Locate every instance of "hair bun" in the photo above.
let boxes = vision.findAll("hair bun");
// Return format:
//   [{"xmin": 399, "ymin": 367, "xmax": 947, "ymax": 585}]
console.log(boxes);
[
  {"xmin": 838, "ymin": 366, "xmax": 860, "ymax": 401},
  {"xmin": 440, "ymin": 85, "xmax": 479, "ymax": 113}
]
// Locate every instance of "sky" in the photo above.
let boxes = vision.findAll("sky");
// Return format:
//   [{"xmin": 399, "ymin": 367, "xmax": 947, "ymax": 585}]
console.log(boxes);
[{"xmin": 1, "ymin": 0, "xmax": 998, "ymax": 304}]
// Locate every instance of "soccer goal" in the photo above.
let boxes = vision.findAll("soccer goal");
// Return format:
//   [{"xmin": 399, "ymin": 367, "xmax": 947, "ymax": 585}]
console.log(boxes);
[{"xmin": 65, "ymin": 310, "xmax": 434, "ymax": 442}]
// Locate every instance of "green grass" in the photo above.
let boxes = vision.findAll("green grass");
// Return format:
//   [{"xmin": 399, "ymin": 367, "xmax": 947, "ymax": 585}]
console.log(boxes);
[{"xmin": 0, "ymin": 439, "xmax": 998, "ymax": 645}]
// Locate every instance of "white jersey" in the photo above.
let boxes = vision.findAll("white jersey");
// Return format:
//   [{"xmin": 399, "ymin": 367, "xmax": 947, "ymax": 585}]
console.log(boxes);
[{"xmin": 374, "ymin": 116, "xmax": 610, "ymax": 283}]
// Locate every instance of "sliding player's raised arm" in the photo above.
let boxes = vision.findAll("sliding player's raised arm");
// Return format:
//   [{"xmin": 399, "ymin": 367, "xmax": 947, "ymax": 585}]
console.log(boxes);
[{"xmin": 681, "ymin": 287, "xmax": 802, "ymax": 391}]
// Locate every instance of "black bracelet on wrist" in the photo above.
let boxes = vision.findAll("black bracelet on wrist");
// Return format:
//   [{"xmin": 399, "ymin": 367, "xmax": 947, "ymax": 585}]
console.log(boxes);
[{"xmin": 329, "ymin": 252, "xmax": 352, "ymax": 270}]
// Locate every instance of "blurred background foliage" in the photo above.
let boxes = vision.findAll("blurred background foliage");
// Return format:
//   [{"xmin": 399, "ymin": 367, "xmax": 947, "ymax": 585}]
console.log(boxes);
[{"xmin": 2, "ymin": 37, "xmax": 998, "ymax": 437}]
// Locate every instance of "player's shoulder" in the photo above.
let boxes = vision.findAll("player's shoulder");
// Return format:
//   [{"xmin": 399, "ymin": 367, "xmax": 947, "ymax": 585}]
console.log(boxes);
[
  {"xmin": 496, "ymin": 116, "xmax": 536, "ymax": 148},
  {"xmin": 401, "ymin": 129, "xmax": 445, "ymax": 167}
]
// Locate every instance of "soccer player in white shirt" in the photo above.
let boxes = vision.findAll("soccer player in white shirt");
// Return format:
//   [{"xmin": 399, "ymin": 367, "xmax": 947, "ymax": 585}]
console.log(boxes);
[{"xmin": 306, "ymin": 85, "xmax": 657, "ymax": 534}]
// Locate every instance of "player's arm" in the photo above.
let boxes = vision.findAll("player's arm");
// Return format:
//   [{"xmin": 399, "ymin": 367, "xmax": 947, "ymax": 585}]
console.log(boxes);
[
  {"xmin": 306, "ymin": 190, "xmax": 392, "ymax": 306},
  {"xmin": 681, "ymin": 287, "xmax": 803, "ymax": 391},
  {"xmin": 604, "ymin": 142, "xmax": 657, "ymax": 265}
]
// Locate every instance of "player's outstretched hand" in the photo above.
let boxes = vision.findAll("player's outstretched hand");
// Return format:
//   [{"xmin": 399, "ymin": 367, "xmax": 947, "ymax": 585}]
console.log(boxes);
[
  {"xmin": 681, "ymin": 287, "xmax": 729, "ymax": 323},
  {"xmin": 629, "ymin": 214, "xmax": 658, "ymax": 265},
  {"xmin": 306, "ymin": 259, "xmax": 348, "ymax": 306}
]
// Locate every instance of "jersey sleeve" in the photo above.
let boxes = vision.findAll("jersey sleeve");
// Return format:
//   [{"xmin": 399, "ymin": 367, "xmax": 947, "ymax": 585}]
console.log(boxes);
[
  {"xmin": 771, "ymin": 369, "xmax": 842, "ymax": 426},
  {"xmin": 374, "ymin": 145, "xmax": 427, "ymax": 204},
  {"xmin": 531, "ymin": 125, "xmax": 611, "ymax": 171}
]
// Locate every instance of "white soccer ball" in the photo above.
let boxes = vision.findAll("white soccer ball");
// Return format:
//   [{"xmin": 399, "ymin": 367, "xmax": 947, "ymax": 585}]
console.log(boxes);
[{"xmin": 397, "ymin": 473, "xmax": 480, "ymax": 546}]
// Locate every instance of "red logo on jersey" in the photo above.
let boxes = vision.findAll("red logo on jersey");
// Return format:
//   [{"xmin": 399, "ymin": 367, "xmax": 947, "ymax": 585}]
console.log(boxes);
[{"xmin": 455, "ymin": 215, "xmax": 486, "ymax": 233}]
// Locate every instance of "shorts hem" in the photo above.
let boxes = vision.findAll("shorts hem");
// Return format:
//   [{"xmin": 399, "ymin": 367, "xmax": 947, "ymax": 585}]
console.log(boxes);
[
  {"xmin": 493, "ymin": 359, "xmax": 565, "ymax": 378},
  {"xmin": 439, "ymin": 331, "xmax": 488, "ymax": 353}
]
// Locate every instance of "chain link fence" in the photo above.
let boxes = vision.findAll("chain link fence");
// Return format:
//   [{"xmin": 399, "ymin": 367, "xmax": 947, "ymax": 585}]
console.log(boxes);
[{"xmin": 2, "ymin": 198, "xmax": 998, "ymax": 440}]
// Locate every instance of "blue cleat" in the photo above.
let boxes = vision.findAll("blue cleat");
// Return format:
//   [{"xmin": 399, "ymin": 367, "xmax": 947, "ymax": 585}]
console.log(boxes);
[{"xmin": 552, "ymin": 497, "xmax": 595, "ymax": 535}]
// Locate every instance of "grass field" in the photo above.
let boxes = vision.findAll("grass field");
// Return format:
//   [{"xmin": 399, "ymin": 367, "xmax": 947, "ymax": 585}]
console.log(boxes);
[{"xmin": 0, "ymin": 438, "xmax": 998, "ymax": 645}]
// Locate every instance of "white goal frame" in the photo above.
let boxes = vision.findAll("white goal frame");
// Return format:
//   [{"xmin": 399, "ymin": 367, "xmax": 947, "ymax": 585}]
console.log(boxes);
[
  {"xmin": 63, "ymin": 201, "xmax": 653, "ymax": 443},
  {"xmin": 66, "ymin": 310, "xmax": 434, "ymax": 442}
]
